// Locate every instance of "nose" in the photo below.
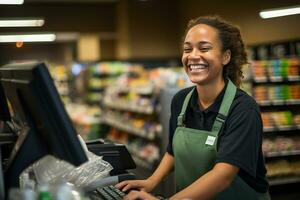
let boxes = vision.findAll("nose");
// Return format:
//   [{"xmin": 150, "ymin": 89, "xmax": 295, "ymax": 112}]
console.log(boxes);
[{"xmin": 189, "ymin": 48, "xmax": 202, "ymax": 59}]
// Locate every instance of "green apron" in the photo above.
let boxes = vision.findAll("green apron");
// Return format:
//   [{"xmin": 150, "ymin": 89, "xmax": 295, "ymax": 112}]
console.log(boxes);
[{"xmin": 172, "ymin": 80, "xmax": 270, "ymax": 200}]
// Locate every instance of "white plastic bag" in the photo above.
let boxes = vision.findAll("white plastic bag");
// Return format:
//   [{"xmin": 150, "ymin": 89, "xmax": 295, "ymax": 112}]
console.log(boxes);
[{"xmin": 32, "ymin": 136, "xmax": 113, "ymax": 188}]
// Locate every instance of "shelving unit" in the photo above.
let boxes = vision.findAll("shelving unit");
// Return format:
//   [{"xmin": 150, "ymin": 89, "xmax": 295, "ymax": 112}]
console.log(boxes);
[
  {"xmin": 248, "ymin": 42, "xmax": 300, "ymax": 200},
  {"xmin": 102, "ymin": 69, "xmax": 162, "ymax": 172},
  {"xmin": 65, "ymin": 103, "xmax": 102, "ymax": 140},
  {"xmin": 48, "ymin": 63, "xmax": 71, "ymax": 104},
  {"xmin": 104, "ymin": 115, "xmax": 158, "ymax": 140},
  {"xmin": 86, "ymin": 62, "xmax": 133, "ymax": 104},
  {"xmin": 70, "ymin": 62, "xmax": 146, "ymax": 140},
  {"xmin": 249, "ymin": 45, "xmax": 300, "ymax": 188}
]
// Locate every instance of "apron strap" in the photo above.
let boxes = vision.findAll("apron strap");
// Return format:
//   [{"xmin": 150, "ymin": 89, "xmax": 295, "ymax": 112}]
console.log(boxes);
[
  {"xmin": 177, "ymin": 87, "xmax": 195, "ymax": 126},
  {"xmin": 177, "ymin": 79, "xmax": 237, "ymax": 130},
  {"xmin": 211, "ymin": 79, "xmax": 237, "ymax": 137}
]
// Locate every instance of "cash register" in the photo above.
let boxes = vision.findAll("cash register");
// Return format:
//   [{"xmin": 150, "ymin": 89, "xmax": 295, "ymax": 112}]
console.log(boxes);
[{"xmin": 0, "ymin": 62, "xmax": 136, "ymax": 200}]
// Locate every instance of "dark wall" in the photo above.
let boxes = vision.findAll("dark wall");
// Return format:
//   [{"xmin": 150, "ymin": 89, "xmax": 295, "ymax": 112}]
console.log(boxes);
[
  {"xmin": 126, "ymin": 0, "xmax": 181, "ymax": 59},
  {"xmin": 0, "ymin": 2, "xmax": 117, "ymax": 64},
  {"xmin": 100, "ymin": 39, "xmax": 116, "ymax": 60},
  {"xmin": 0, "ymin": 3, "xmax": 116, "ymax": 33},
  {"xmin": 0, "ymin": 42, "xmax": 76, "ymax": 65},
  {"xmin": 177, "ymin": 0, "xmax": 300, "ymax": 45}
]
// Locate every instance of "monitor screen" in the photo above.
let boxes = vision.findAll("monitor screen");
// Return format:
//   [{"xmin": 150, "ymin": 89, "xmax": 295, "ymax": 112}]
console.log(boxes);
[{"xmin": 0, "ymin": 62, "xmax": 88, "ymax": 198}]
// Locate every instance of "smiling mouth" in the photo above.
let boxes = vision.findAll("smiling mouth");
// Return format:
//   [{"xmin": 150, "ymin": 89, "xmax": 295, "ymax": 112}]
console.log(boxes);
[{"xmin": 188, "ymin": 64, "xmax": 208, "ymax": 72}]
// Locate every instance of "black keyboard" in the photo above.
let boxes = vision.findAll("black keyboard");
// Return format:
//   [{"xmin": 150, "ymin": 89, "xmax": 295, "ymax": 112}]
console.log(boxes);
[{"xmin": 89, "ymin": 185, "xmax": 126, "ymax": 200}]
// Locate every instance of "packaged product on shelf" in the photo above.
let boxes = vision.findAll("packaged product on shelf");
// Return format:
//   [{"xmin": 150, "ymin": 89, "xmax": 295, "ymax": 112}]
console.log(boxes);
[
  {"xmin": 294, "ymin": 114, "xmax": 300, "ymax": 128},
  {"xmin": 269, "ymin": 60, "xmax": 282, "ymax": 81},
  {"xmin": 266, "ymin": 160, "xmax": 292, "ymax": 178},
  {"xmin": 253, "ymin": 86, "xmax": 269, "ymax": 103},
  {"xmin": 288, "ymin": 58, "xmax": 300, "ymax": 79},
  {"xmin": 251, "ymin": 60, "xmax": 268, "ymax": 82},
  {"xmin": 261, "ymin": 111, "xmax": 296, "ymax": 130}
]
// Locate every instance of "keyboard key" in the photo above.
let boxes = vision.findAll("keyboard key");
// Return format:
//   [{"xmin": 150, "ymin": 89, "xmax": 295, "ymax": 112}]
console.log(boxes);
[{"xmin": 93, "ymin": 185, "xmax": 125, "ymax": 200}]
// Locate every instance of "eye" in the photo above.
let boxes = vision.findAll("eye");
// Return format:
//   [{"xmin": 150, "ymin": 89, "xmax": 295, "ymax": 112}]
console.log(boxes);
[
  {"xmin": 200, "ymin": 47, "xmax": 211, "ymax": 52},
  {"xmin": 183, "ymin": 47, "xmax": 192, "ymax": 53}
]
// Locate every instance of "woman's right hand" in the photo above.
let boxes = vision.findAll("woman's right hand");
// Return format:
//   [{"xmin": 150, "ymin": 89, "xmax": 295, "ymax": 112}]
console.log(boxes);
[
  {"xmin": 115, "ymin": 178, "xmax": 156, "ymax": 193},
  {"xmin": 116, "ymin": 153, "xmax": 174, "ymax": 193}
]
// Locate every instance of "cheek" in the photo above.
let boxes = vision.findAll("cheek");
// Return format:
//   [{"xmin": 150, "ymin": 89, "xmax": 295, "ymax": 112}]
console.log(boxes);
[
  {"xmin": 182, "ymin": 55, "xmax": 187, "ymax": 65},
  {"xmin": 208, "ymin": 53, "xmax": 223, "ymax": 65}
]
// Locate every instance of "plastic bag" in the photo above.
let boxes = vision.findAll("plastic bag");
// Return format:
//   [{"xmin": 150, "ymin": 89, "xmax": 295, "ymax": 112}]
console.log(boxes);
[
  {"xmin": 61, "ymin": 151, "xmax": 113, "ymax": 188},
  {"xmin": 33, "ymin": 151, "xmax": 113, "ymax": 188},
  {"xmin": 32, "ymin": 136, "xmax": 113, "ymax": 188}
]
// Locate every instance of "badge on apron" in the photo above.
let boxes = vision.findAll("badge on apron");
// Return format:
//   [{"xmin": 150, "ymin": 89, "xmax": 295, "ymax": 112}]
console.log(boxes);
[{"xmin": 205, "ymin": 135, "xmax": 216, "ymax": 146}]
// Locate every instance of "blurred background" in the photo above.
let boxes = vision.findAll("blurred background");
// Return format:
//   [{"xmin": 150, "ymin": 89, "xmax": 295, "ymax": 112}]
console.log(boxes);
[{"xmin": 1, "ymin": 0, "xmax": 300, "ymax": 199}]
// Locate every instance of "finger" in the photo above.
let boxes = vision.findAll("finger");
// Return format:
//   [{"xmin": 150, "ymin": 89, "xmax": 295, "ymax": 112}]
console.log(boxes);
[
  {"xmin": 139, "ymin": 191, "xmax": 158, "ymax": 200},
  {"xmin": 124, "ymin": 191, "xmax": 140, "ymax": 200},
  {"xmin": 125, "ymin": 191, "xmax": 157, "ymax": 200},
  {"xmin": 115, "ymin": 181, "xmax": 128, "ymax": 189},
  {"xmin": 122, "ymin": 183, "xmax": 135, "ymax": 192},
  {"xmin": 121, "ymin": 181, "xmax": 142, "ymax": 192}
]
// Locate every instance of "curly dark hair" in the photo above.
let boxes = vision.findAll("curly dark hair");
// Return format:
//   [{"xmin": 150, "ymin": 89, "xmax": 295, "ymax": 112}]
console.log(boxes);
[{"xmin": 183, "ymin": 16, "xmax": 248, "ymax": 87}]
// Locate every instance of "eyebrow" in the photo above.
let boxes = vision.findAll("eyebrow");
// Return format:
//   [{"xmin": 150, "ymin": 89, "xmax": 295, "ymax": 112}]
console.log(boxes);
[{"xmin": 183, "ymin": 41, "xmax": 213, "ymax": 46}]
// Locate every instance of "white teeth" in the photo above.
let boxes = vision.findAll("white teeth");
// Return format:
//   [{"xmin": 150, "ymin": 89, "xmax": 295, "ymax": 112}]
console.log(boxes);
[{"xmin": 189, "ymin": 64, "xmax": 207, "ymax": 69}]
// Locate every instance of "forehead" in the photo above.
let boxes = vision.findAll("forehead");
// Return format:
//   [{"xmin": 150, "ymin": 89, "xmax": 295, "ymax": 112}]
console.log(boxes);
[{"xmin": 184, "ymin": 24, "xmax": 220, "ymax": 43}]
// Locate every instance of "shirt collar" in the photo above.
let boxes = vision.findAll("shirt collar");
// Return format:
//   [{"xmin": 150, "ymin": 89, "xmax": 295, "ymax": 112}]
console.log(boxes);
[{"xmin": 190, "ymin": 79, "xmax": 228, "ymax": 114}]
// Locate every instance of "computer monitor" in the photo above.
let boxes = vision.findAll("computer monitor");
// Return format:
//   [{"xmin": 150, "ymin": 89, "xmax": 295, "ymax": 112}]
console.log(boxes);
[{"xmin": 0, "ymin": 62, "xmax": 88, "ymax": 199}]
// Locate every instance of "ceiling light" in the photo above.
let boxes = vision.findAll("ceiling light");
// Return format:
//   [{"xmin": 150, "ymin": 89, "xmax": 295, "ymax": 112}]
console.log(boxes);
[
  {"xmin": 0, "ymin": 0, "xmax": 24, "ymax": 4},
  {"xmin": 0, "ymin": 34, "xmax": 56, "ymax": 43},
  {"xmin": 260, "ymin": 5, "xmax": 300, "ymax": 19},
  {"xmin": 0, "ymin": 19, "xmax": 44, "ymax": 27}
]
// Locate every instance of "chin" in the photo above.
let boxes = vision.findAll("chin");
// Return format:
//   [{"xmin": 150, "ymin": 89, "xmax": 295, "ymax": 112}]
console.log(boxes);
[
  {"xmin": 189, "ymin": 78, "xmax": 207, "ymax": 85},
  {"xmin": 188, "ymin": 75, "xmax": 208, "ymax": 84}
]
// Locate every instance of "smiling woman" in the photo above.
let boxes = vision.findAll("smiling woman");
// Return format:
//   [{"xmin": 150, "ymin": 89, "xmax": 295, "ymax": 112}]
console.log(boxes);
[
  {"xmin": 116, "ymin": 16, "xmax": 270, "ymax": 200},
  {"xmin": 182, "ymin": 23, "xmax": 229, "ymax": 92},
  {"xmin": 182, "ymin": 16, "xmax": 247, "ymax": 88}
]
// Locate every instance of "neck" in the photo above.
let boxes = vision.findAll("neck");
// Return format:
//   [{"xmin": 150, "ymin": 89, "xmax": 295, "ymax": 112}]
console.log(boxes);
[{"xmin": 196, "ymin": 78, "xmax": 225, "ymax": 110}]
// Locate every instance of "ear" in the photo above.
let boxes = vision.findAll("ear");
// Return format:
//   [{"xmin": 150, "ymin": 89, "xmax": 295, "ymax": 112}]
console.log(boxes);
[{"xmin": 222, "ymin": 49, "xmax": 231, "ymax": 65}]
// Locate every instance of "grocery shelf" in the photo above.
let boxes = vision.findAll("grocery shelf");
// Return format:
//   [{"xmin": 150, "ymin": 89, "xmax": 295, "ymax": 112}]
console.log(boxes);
[
  {"xmin": 263, "ymin": 125, "xmax": 299, "ymax": 132},
  {"xmin": 253, "ymin": 76, "xmax": 300, "ymax": 83},
  {"xmin": 91, "ymin": 72, "xmax": 124, "ymax": 78},
  {"xmin": 118, "ymin": 86, "xmax": 155, "ymax": 95},
  {"xmin": 288, "ymin": 76, "xmax": 300, "ymax": 81},
  {"xmin": 257, "ymin": 100, "xmax": 300, "ymax": 106},
  {"xmin": 253, "ymin": 77, "xmax": 268, "ymax": 83},
  {"xmin": 269, "ymin": 176, "xmax": 300, "ymax": 186},
  {"xmin": 131, "ymin": 155, "xmax": 154, "ymax": 170},
  {"xmin": 88, "ymin": 88, "xmax": 105, "ymax": 92},
  {"xmin": 103, "ymin": 101, "xmax": 154, "ymax": 115},
  {"xmin": 265, "ymin": 150, "xmax": 300, "ymax": 158},
  {"xmin": 128, "ymin": 147, "xmax": 158, "ymax": 165},
  {"xmin": 104, "ymin": 117, "xmax": 156, "ymax": 140}
]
